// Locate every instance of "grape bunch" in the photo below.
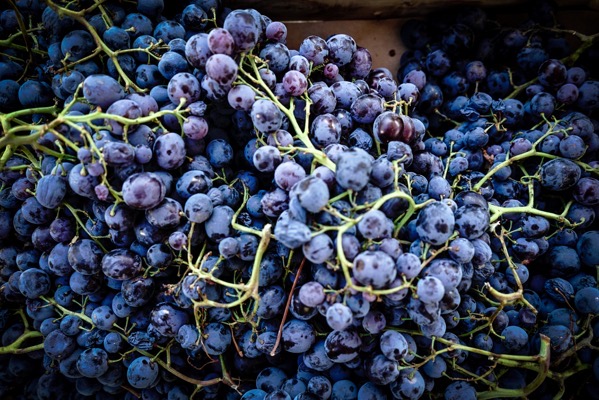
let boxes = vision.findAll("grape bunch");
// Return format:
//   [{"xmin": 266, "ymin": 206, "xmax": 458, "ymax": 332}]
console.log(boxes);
[{"xmin": 0, "ymin": 0, "xmax": 598, "ymax": 399}]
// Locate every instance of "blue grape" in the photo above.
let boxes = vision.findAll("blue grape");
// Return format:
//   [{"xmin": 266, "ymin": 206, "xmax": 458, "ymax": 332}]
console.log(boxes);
[
  {"xmin": 18, "ymin": 268, "xmax": 50, "ymax": 299},
  {"xmin": 121, "ymin": 172, "xmax": 167, "ymax": 210},
  {"xmin": 251, "ymin": 99, "xmax": 283, "ymax": 134},
  {"xmin": 454, "ymin": 204, "xmax": 489, "ymax": 239},
  {"xmin": 445, "ymin": 381, "xmax": 477, "ymax": 400},
  {"xmin": 127, "ymin": 356, "xmax": 159, "ymax": 389},
  {"xmin": 82, "ymin": 74, "xmax": 124, "ymax": 109},
  {"xmin": 223, "ymin": 10, "xmax": 261, "ymax": 53},
  {"xmin": 353, "ymin": 251, "xmax": 396, "ymax": 288},
  {"xmin": 154, "ymin": 132, "xmax": 186, "ymax": 170},
  {"xmin": 282, "ymin": 319, "xmax": 316, "ymax": 354},
  {"xmin": 416, "ymin": 201, "xmax": 455, "ymax": 245}
]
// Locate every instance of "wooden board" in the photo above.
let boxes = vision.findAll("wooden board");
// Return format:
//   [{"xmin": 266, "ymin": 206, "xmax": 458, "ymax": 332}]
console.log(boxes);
[
  {"xmin": 282, "ymin": 9, "xmax": 599, "ymax": 76},
  {"xmin": 225, "ymin": 0, "xmax": 595, "ymax": 20}
]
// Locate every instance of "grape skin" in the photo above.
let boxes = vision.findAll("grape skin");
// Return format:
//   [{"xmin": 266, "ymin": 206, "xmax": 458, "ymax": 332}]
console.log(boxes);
[{"xmin": 2, "ymin": 3, "xmax": 599, "ymax": 399}]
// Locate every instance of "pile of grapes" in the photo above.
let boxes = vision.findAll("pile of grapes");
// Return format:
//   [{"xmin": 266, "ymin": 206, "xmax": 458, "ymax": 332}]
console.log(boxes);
[{"xmin": 0, "ymin": 0, "xmax": 598, "ymax": 399}]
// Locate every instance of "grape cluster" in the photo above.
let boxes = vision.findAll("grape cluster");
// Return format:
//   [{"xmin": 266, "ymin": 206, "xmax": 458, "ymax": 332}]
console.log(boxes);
[{"xmin": 0, "ymin": 0, "xmax": 598, "ymax": 399}]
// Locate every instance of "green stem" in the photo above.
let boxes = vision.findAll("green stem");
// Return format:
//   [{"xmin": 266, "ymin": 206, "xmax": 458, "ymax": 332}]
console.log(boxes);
[
  {"xmin": 46, "ymin": 0, "xmax": 143, "ymax": 92},
  {"xmin": 477, "ymin": 335, "xmax": 551, "ymax": 399},
  {"xmin": 242, "ymin": 56, "xmax": 336, "ymax": 171},
  {"xmin": 190, "ymin": 224, "xmax": 271, "ymax": 309},
  {"xmin": 0, "ymin": 331, "xmax": 43, "ymax": 354}
]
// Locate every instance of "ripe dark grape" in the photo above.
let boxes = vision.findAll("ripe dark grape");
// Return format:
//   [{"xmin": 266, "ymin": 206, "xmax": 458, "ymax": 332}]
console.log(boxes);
[{"xmin": 1, "ymin": 2, "xmax": 598, "ymax": 399}]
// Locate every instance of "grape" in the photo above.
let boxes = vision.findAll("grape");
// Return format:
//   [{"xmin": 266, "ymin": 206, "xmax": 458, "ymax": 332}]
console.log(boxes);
[
  {"xmin": 241, "ymin": 389, "xmax": 268, "ymax": 400},
  {"xmin": 311, "ymin": 113, "xmax": 341, "ymax": 148},
  {"xmin": 353, "ymin": 251, "xmax": 396, "ymax": 288},
  {"xmin": 574, "ymin": 287, "xmax": 599, "ymax": 314},
  {"xmin": 207, "ymin": 27, "xmax": 235, "ymax": 55},
  {"xmin": 259, "ymin": 45, "xmax": 290, "ymax": 76},
  {"xmin": 204, "ymin": 205, "xmax": 235, "ymax": 242},
  {"xmin": 538, "ymin": 325, "xmax": 573, "ymax": 353},
  {"xmin": 253, "ymin": 145, "xmax": 282, "ymax": 172},
  {"xmin": 380, "ymin": 330, "xmax": 409, "ymax": 361},
  {"xmin": 325, "ymin": 303, "xmax": 353, "ymax": 331},
  {"xmin": 127, "ymin": 356, "xmax": 159, "ymax": 389},
  {"xmin": 261, "ymin": 188, "xmax": 289, "ymax": 218},
  {"xmin": 68, "ymin": 164, "xmax": 100, "ymax": 200},
  {"xmin": 251, "ymin": 99, "xmax": 283, "ymax": 134},
  {"xmin": 228, "ymin": 84, "xmax": 256, "ymax": 111},
  {"xmin": 445, "ymin": 381, "xmax": 477, "ymax": 400},
  {"xmin": 153, "ymin": 20, "xmax": 185, "ymax": 43},
  {"xmin": 557, "ymin": 83, "xmax": 579, "ymax": 104},
  {"xmin": 573, "ymin": 178, "xmax": 599, "ymax": 206},
  {"xmin": 185, "ymin": 33, "xmax": 212, "ymax": 69},
  {"xmin": 297, "ymin": 281, "xmax": 325, "ymax": 308},
  {"xmin": 205, "ymin": 54, "xmax": 238, "ymax": 86},
  {"xmin": 335, "ymin": 148, "xmax": 373, "ymax": 191},
  {"xmin": 417, "ymin": 276, "xmax": 446, "ymax": 303},
  {"xmin": 422, "ymin": 356, "xmax": 447, "ymax": 379},
  {"xmin": 82, "ymin": 74, "xmax": 124, "ymax": 109},
  {"xmin": 396, "ymin": 253, "xmax": 424, "ymax": 279},
  {"xmin": 299, "ymin": 35, "xmax": 329, "ymax": 65},
  {"xmin": 274, "ymin": 161, "xmax": 306, "ymax": 191},
  {"xmin": 102, "ymin": 249, "xmax": 143, "ymax": 280},
  {"xmin": 35, "ymin": 174, "xmax": 67, "ymax": 209},
  {"xmin": 365, "ymin": 354, "xmax": 399, "ymax": 385},
  {"xmin": 254, "ymin": 331, "xmax": 282, "ymax": 359},
  {"xmin": 350, "ymin": 93, "xmax": 384, "ymax": 124},
  {"xmin": 184, "ymin": 193, "xmax": 213, "ymax": 223},
  {"xmin": 223, "ymin": 10, "xmax": 261, "ymax": 52},
  {"xmin": 454, "ymin": 204, "xmax": 489, "ymax": 239},
  {"xmin": 302, "ymin": 234, "xmax": 334, "ymax": 264},
  {"xmin": 323, "ymin": 35, "xmax": 355, "ymax": 67},
  {"xmin": 167, "ymin": 72, "xmax": 200, "ymax": 105},
  {"xmin": 559, "ymin": 134, "xmax": 586, "ymax": 159},
  {"xmin": 544, "ymin": 278, "xmax": 574, "ymax": 304},
  {"xmin": 18, "ymin": 268, "xmax": 51, "ymax": 299},
  {"xmin": 256, "ymin": 285, "xmax": 286, "ymax": 319},
  {"xmin": 323, "ymin": 329, "xmax": 361, "ymax": 363},
  {"xmin": 576, "ymin": 80, "xmax": 599, "ymax": 111},
  {"xmin": 293, "ymin": 176, "xmax": 329, "ymax": 213},
  {"xmin": 501, "ymin": 326, "xmax": 528, "ymax": 352},
  {"xmin": 282, "ymin": 319, "xmax": 316, "ymax": 353},
  {"xmin": 154, "ymin": 132, "xmax": 186, "ymax": 170},
  {"xmin": 391, "ymin": 369, "xmax": 425, "ymax": 400},
  {"xmin": 122, "ymin": 172, "xmax": 167, "ymax": 210},
  {"xmin": 122, "ymin": 276, "xmax": 155, "ymax": 307},
  {"xmin": 538, "ymin": 59, "xmax": 567, "ymax": 88},
  {"xmin": 357, "ymin": 209, "xmax": 392, "ymax": 240},
  {"xmin": 415, "ymin": 201, "xmax": 455, "ymax": 245},
  {"xmin": 44, "ymin": 329, "xmax": 76, "ymax": 360},
  {"xmin": 102, "ymin": 141, "xmax": 136, "ymax": 167},
  {"xmin": 75, "ymin": 348, "xmax": 109, "ymax": 378},
  {"xmin": 68, "ymin": 239, "xmax": 103, "ymax": 275},
  {"xmin": 181, "ymin": 4, "xmax": 207, "ymax": 31},
  {"xmin": 283, "ymin": 70, "xmax": 308, "ymax": 96},
  {"xmin": 150, "ymin": 303, "xmax": 189, "ymax": 337}
]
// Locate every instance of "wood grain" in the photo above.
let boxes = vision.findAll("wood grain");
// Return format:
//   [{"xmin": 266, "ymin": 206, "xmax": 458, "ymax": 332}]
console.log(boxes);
[{"xmin": 225, "ymin": 0, "xmax": 594, "ymax": 20}]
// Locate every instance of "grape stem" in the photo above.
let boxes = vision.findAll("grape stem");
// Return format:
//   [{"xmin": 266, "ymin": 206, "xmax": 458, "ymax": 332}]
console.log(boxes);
[
  {"xmin": 270, "ymin": 257, "xmax": 307, "ymax": 356},
  {"xmin": 46, "ymin": 0, "xmax": 144, "ymax": 92},
  {"xmin": 505, "ymin": 31, "xmax": 599, "ymax": 100},
  {"xmin": 434, "ymin": 335, "xmax": 551, "ymax": 399},
  {"xmin": 189, "ymin": 224, "xmax": 271, "ymax": 309},
  {"xmin": 0, "ymin": 330, "xmax": 44, "ymax": 354},
  {"xmin": 238, "ymin": 55, "xmax": 336, "ymax": 171},
  {"xmin": 41, "ymin": 295, "xmax": 233, "ymax": 389}
]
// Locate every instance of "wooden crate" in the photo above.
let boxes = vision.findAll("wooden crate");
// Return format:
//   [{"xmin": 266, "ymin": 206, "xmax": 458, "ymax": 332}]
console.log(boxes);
[
  {"xmin": 224, "ymin": 1, "xmax": 599, "ymax": 76},
  {"xmin": 226, "ymin": 0, "xmax": 597, "ymax": 20}
]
